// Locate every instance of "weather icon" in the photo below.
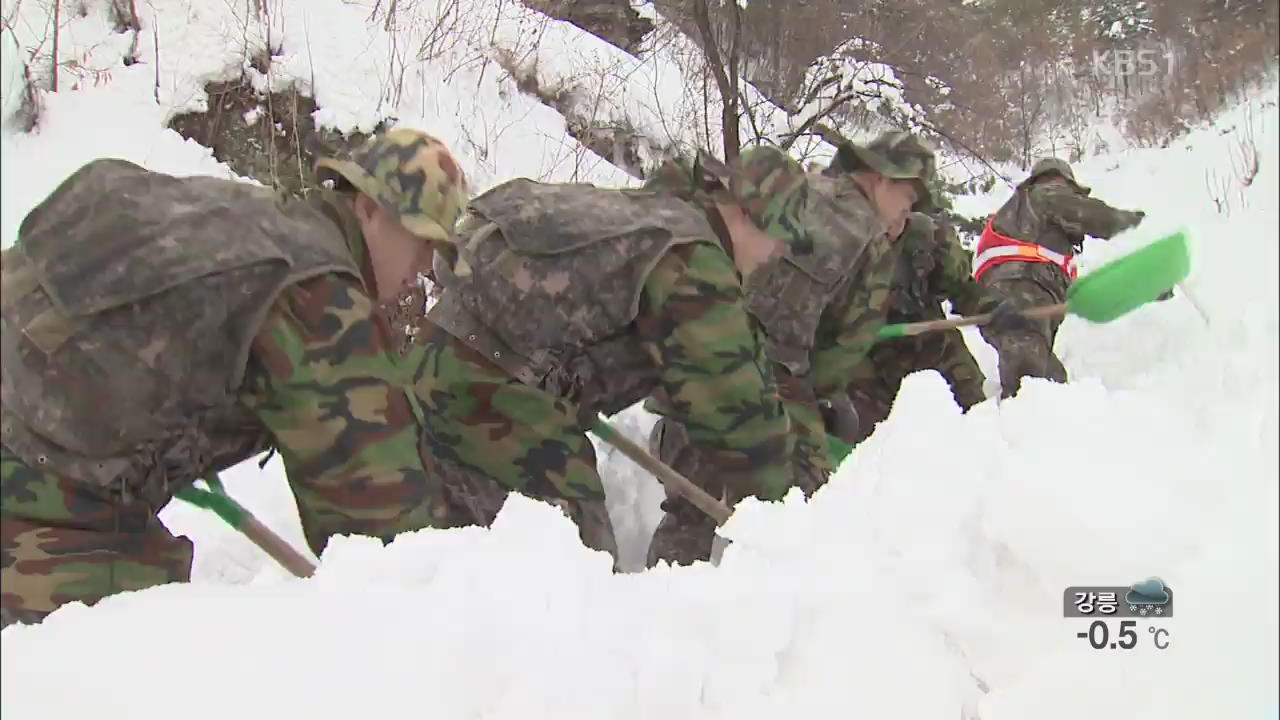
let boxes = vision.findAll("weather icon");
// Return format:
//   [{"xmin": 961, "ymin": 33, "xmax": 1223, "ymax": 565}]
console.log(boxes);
[{"xmin": 1126, "ymin": 577, "xmax": 1171, "ymax": 611}]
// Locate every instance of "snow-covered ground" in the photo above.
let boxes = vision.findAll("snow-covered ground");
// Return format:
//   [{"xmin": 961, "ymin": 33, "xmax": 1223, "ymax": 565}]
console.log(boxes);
[{"xmin": 2, "ymin": 0, "xmax": 1278, "ymax": 717}]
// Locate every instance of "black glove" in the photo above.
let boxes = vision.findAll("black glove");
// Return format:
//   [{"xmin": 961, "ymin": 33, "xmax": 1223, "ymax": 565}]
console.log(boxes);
[
  {"xmin": 818, "ymin": 396, "xmax": 860, "ymax": 445},
  {"xmin": 987, "ymin": 297, "xmax": 1033, "ymax": 333}
]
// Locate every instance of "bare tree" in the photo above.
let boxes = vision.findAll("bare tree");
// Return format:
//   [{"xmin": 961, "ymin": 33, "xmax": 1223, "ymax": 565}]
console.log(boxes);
[{"xmin": 689, "ymin": 0, "xmax": 743, "ymax": 163}]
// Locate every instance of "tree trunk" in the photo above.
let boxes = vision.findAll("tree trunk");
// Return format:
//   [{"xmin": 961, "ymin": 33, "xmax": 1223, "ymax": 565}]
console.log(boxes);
[{"xmin": 692, "ymin": 0, "xmax": 741, "ymax": 163}]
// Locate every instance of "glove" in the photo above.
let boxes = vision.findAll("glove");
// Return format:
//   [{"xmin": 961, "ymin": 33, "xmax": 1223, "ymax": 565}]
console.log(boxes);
[
  {"xmin": 827, "ymin": 434, "xmax": 854, "ymax": 467},
  {"xmin": 818, "ymin": 395, "xmax": 860, "ymax": 446},
  {"xmin": 987, "ymin": 297, "xmax": 1033, "ymax": 333}
]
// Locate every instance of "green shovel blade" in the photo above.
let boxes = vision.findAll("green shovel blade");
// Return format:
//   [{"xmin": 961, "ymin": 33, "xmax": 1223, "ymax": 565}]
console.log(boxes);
[{"xmin": 1066, "ymin": 229, "xmax": 1191, "ymax": 323}]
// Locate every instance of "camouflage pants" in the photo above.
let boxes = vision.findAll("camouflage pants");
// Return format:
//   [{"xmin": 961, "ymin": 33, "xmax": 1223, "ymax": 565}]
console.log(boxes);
[
  {"xmin": 979, "ymin": 275, "xmax": 1067, "ymax": 398},
  {"xmin": 0, "ymin": 447, "xmax": 194, "ymax": 629},
  {"xmin": 645, "ymin": 372, "xmax": 827, "ymax": 569},
  {"xmin": 411, "ymin": 321, "xmax": 619, "ymax": 564},
  {"xmin": 0, "ymin": 439, "xmax": 450, "ymax": 628},
  {"xmin": 848, "ymin": 325, "xmax": 986, "ymax": 444},
  {"xmin": 645, "ymin": 399, "xmax": 824, "ymax": 563},
  {"xmin": 643, "ymin": 417, "xmax": 724, "ymax": 567}
]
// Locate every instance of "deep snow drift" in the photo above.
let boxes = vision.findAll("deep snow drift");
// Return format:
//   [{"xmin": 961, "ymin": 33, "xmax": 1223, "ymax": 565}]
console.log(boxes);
[{"xmin": 2, "ymin": 0, "xmax": 1278, "ymax": 717}]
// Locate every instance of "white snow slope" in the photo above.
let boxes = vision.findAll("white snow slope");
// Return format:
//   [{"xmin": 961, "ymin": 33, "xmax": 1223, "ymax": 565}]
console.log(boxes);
[{"xmin": 2, "ymin": 1, "xmax": 1278, "ymax": 718}]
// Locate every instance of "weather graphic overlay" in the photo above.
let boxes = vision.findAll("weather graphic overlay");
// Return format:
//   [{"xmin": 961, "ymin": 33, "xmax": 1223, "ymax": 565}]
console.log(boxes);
[{"xmin": 1062, "ymin": 577, "xmax": 1173, "ymax": 651}]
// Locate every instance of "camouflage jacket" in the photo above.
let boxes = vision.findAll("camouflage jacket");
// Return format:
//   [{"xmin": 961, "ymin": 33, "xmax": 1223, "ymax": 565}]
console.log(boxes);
[
  {"xmin": 730, "ymin": 171, "xmax": 884, "ymax": 479},
  {"xmin": 810, "ymin": 225, "xmax": 902, "ymax": 408},
  {"xmin": 889, "ymin": 212, "xmax": 1001, "ymax": 323},
  {"xmin": 1, "ymin": 161, "xmax": 432, "ymax": 551},
  {"xmin": 427, "ymin": 177, "xmax": 792, "ymax": 498},
  {"xmin": 991, "ymin": 182, "xmax": 1144, "ymax": 261}
]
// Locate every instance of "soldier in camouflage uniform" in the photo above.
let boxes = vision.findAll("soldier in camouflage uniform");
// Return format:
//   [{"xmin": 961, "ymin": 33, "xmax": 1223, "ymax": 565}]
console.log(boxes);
[
  {"xmin": 399, "ymin": 160, "xmax": 799, "ymax": 568},
  {"xmin": 845, "ymin": 212, "xmax": 1002, "ymax": 444},
  {"xmin": 643, "ymin": 132, "xmax": 954, "ymax": 567},
  {"xmin": 0, "ymin": 128, "xmax": 468, "ymax": 628},
  {"xmin": 974, "ymin": 158, "xmax": 1146, "ymax": 398}
]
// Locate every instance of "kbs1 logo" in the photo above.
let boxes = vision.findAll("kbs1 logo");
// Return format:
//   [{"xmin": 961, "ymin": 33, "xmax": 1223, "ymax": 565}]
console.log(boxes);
[{"xmin": 1091, "ymin": 46, "xmax": 1177, "ymax": 79}]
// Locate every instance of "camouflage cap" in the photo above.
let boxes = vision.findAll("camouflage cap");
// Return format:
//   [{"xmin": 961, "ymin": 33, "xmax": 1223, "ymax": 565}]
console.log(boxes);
[
  {"xmin": 642, "ymin": 154, "xmax": 706, "ymax": 200},
  {"xmin": 315, "ymin": 127, "xmax": 469, "ymax": 243},
  {"xmin": 829, "ymin": 130, "xmax": 938, "ymax": 212},
  {"xmin": 1025, "ymin": 157, "xmax": 1091, "ymax": 195}
]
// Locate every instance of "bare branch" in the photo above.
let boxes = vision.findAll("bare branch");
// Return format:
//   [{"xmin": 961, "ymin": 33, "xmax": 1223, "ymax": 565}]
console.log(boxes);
[{"xmin": 49, "ymin": 0, "xmax": 59, "ymax": 92}]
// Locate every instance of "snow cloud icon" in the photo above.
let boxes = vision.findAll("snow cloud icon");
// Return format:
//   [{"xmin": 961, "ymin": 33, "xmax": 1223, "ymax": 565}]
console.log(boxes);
[{"xmin": 1126, "ymin": 577, "xmax": 1170, "ymax": 605}]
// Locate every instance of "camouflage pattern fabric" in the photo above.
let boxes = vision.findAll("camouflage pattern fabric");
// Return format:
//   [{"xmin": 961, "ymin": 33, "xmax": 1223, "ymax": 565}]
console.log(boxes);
[
  {"xmin": 1, "ymin": 159, "xmax": 361, "ymax": 472},
  {"xmin": 0, "ymin": 448, "xmax": 196, "ymax": 630},
  {"xmin": 1, "ymin": 273, "xmax": 444, "ymax": 627},
  {"xmin": 647, "ymin": 138, "xmax": 938, "ymax": 568},
  {"xmin": 889, "ymin": 213, "xmax": 1001, "ymax": 322},
  {"xmin": 642, "ymin": 416, "xmax": 721, "ymax": 567},
  {"xmin": 848, "ymin": 326, "xmax": 986, "ymax": 443},
  {"xmin": 844, "ymin": 213, "xmax": 995, "ymax": 441},
  {"xmin": 645, "ymin": 230, "xmax": 898, "ymax": 567},
  {"xmin": 1, "ymin": 130, "xmax": 470, "ymax": 628},
  {"xmin": 978, "ymin": 265, "xmax": 1071, "ymax": 398},
  {"xmin": 414, "ymin": 234, "xmax": 791, "ymax": 565},
  {"xmin": 315, "ymin": 127, "xmax": 469, "ymax": 246},
  {"xmin": 987, "ymin": 167, "xmax": 1143, "ymax": 261},
  {"xmin": 979, "ymin": 166, "xmax": 1144, "ymax": 398},
  {"xmin": 1025, "ymin": 157, "xmax": 1091, "ymax": 194},
  {"xmin": 826, "ymin": 131, "xmax": 939, "ymax": 212},
  {"xmin": 405, "ymin": 324, "xmax": 620, "ymax": 559}
]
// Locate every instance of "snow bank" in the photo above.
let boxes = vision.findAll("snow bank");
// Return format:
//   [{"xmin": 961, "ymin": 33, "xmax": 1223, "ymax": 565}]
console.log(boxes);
[
  {"xmin": 1, "ymin": 0, "xmax": 1277, "ymax": 715},
  {"xmin": 0, "ymin": 0, "xmax": 634, "ymax": 245}
]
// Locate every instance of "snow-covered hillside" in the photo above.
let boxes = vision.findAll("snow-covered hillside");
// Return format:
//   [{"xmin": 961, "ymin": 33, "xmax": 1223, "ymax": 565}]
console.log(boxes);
[{"xmin": 2, "ymin": 0, "xmax": 1278, "ymax": 717}]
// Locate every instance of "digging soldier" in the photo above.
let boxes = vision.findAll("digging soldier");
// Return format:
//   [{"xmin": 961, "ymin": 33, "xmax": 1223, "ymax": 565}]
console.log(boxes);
[
  {"xmin": 0, "ymin": 127, "xmax": 468, "ymax": 628},
  {"xmin": 644, "ymin": 131, "xmax": 964, "ymax": 567},
  {"xmin": 974, "ymin": 158, "xmax": 1147, "ymax": 398},
  {"xmin": 398, "ymin": 158, "xmax": 797, "ymax": 568},
  {"xmin": 845, "ymin": 211, "xmax": 1002, "ymax": 443}
]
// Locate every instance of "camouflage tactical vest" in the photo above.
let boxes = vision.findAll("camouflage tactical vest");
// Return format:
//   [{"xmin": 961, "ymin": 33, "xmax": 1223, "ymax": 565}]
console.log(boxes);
[
  {"xmin": 427, "ymin": 178, "xmax": 720, "ymax": 419},
  {"xmin": 742, "ymin": 173, "xmax": 883, "ymax": 377},
  {"xmin": 0, "ymin": 159, "xmax": 360, "ymax": 496},
  {"xmin": 993, "ymin": 184, "xmax": 1083, "ymax": 257}
]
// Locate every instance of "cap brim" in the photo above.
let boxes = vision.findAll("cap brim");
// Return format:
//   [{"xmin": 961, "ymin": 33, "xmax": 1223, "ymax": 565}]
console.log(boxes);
[
  {"xmin": 315, "ymin": 157, "xmax": 453, "ymax": 243},
  {"xmin": 1024, "ymin": 169, "xmax": 1091, "ymax": 195}
]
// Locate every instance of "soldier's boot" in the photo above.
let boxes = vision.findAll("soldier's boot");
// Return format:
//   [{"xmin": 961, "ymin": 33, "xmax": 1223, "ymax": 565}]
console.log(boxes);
[
  {"xmin": 847, "ymin": 387, "xmax": 894, "ymax": 446},
  {"xmin": 952, "ymin": 381, "xmax": 988, "ymax": 412},
  {"xmin": 645, "ymin": 496, "xmax": 719, "ymax": 568},
  {"xmin": 988, "ymin": 327, "xmax": 1065, "ymax": 399},
  {"xmin": 643, "ymin": 416, "xmax": 724, "ymax": 567},
  {"xmin": 430, "ymin": 454, "xmax": 510, "ymax": 528}
]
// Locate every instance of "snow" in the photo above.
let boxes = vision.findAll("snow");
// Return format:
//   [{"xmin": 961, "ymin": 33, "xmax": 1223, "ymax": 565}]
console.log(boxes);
[{"xmin": 2, "ymin": 0, "xmax": 1278, "ymax": 717}]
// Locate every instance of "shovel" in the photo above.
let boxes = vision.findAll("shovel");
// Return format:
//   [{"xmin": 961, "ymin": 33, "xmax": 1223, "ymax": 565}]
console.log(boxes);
[
  {"xmin": 176, "ymin": 421, "xmax": 734, "ymax": 578},
  {"xmin": 174, "ymin": 476, "xmax": 317, "ymax": 578},
  {"xmin": 875, "ymin": 229, "xmax": 1193, "ymax": 340},
  {"xmin": 590, "ymin": 417, "xmax": 732, "ymax": 525}
]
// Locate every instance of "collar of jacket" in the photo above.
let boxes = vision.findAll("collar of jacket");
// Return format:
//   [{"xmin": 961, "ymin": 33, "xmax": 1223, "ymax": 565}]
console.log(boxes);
[{"xmin": 309, "ymin": 188, "xmax": 379, "ymax": 299}]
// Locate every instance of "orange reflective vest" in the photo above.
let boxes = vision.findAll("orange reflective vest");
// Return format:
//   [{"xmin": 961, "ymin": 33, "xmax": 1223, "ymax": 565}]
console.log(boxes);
[{"xmin": 973, "ymin": 216, "xmax": 1078, "ymax": 283}]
